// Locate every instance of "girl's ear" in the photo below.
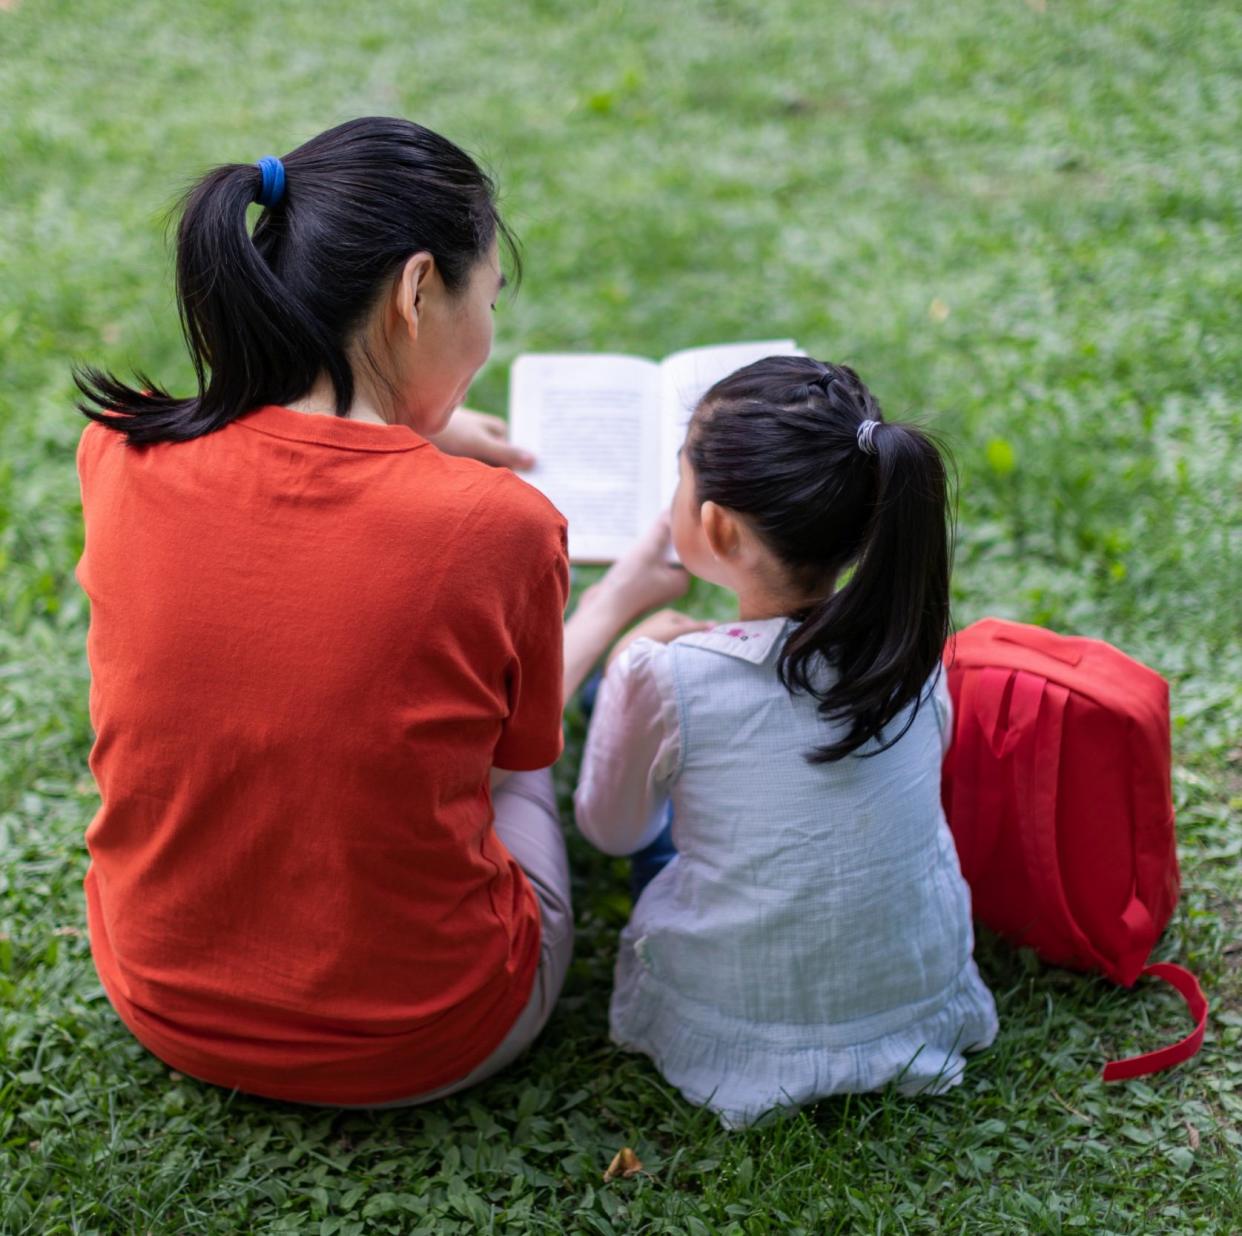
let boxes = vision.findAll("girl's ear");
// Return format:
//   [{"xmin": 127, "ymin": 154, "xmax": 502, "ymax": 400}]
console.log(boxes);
[
  {"xmin": 701, "ymin": 500, "xmax": 742, "ymax": 561},
  {"xmin": 394, "ymin": 252, "xmax": 436, "ymax": 340}
]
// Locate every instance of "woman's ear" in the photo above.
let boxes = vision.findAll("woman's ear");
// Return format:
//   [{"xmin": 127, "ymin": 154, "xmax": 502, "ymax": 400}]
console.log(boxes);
[
  {"xmin": 393, "ymin": 252, "xmax": 436, "ymax": 341},
  {"xmin": 701, "ymin": 500, "xmax": 742, "ymax": 561}
]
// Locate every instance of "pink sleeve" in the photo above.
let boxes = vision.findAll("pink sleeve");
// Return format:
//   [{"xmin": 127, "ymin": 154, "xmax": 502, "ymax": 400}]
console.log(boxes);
[{"xmin": 573, "ymin": 637, "xmax": 681, "ymax": 856}]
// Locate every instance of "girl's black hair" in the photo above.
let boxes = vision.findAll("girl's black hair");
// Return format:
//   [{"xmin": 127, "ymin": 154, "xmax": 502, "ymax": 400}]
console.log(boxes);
[
  {"xmin": 686, "ymin": 355, "xmax": 952, "ymax": 763},
  {"xmin": 74, "ymin": 116, "xmax": 519, "ymax": 446}
]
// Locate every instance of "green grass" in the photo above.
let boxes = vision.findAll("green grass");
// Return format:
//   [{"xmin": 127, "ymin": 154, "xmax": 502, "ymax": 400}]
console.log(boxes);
[{"xmin": 2, "ymin": 0, "xmax": 1240, "ymax": 1231}]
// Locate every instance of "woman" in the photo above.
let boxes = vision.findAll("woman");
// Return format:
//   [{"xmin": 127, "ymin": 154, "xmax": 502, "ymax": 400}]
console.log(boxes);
[{"xmin": 73, "ymin": 116, "xmax": 683, "ymax": 1106}]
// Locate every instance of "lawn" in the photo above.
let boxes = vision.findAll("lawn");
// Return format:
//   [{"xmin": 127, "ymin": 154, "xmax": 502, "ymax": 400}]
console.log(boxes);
[{"xmin": 1, "ymin": 0, "xmax": 1240, "ymax": 1231}]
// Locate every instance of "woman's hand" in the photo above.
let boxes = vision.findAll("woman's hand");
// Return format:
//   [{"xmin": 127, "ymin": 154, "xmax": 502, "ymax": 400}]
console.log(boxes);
[
  {"xmin": 429, "ymin": 406, "xmax": 535, "ymax": 471},
  {"xmin": 589, "ymin": 511, "xmax": 692, "ymax": 627},
  {"xmin": 606, "ymin": 608, "xmax": 715, "ymax": 670}
]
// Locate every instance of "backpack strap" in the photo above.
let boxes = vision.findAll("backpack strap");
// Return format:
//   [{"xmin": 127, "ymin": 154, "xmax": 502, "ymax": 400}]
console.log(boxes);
[
  {"xmin": 1101, "ymin": 963, "xmax": 1208, "ymax": 1081},
  {"xmin": 1006, "ymin": 670, "xmax": 1164, "ymax": 986},
  {"xmin": 946, "ymin": 667, "xmax": 1012, "ymax": 882},
  {"xmin": 1008, "ymin": 674, "xmax": 1111, "ymax": 973}
]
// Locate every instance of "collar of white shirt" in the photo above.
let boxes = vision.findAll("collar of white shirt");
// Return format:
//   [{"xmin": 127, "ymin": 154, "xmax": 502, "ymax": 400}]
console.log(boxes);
[{"xmin": 673, "ymin": 615, "xmax": 797, "ymax": 665}]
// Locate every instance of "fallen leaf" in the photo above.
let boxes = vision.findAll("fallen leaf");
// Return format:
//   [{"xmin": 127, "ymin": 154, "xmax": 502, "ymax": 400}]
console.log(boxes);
[
  {"xmin": 603, "ymin": 1146, "xmax": 643, "ymax": 1182},
  {"xmin": 168, "ymin": 1070, "xmax": 184, "ymax": 1082},
  {"xmin": 928, "ymin": 297, "xmax": 951, "ymax": 323},
  {"xmin": 1186, "ymin": 1122, "xmax": 1200, "ymax": 1150}
]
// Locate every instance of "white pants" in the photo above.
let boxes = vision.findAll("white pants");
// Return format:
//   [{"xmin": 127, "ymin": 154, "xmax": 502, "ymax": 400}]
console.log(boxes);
[{"xmin": 346, "ymin": 767, "xmax": 573, "ymax": 1109}]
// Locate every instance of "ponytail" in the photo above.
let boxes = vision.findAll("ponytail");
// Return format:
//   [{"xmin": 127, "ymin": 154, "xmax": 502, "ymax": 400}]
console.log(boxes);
[
  {"xmin": 779, "ymin": 419, "xmax": 951, "ymax": 762},
  {"xmin": 687, "ymin": 356, "xmax": 952, "ymax": 763},
  {"xmin": 75, "ymin": 117, "xmax": 519, "ymax": 446}
]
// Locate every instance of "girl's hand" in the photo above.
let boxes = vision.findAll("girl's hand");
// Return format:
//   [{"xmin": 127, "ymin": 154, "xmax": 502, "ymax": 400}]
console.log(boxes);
[
  {"xmin": 564, "ymin": 512, "xmax": 708, "ymax": 698},
  {"xmin": 429, "ymin": 406, "xmax": 535, "ymax": 471},
  {"xmin": 592, "ymin": 511, "xmax": 691, "ymax": 626},
  {"xmin": 606, "ymin": 608, "xmax": 715, "ymax": 670}
]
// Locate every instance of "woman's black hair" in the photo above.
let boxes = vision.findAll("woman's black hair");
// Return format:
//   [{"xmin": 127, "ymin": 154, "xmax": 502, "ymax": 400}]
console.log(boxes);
[
  {"xmin": 74, "ymin": 116, "xmax": 519, "ymax": 445},
  {"xmin": 686, "ymin": 355, "xmax": 952, "ymax": 763}
]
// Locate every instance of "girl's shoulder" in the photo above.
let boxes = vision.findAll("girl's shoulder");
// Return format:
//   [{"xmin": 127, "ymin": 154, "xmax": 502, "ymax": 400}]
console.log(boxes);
[
  {"xmin": 608, "ymin": 635, "xmax": 675, "ymax": 694},
  {"xmin": 669, "ymin": 616, "xmax": 794, "ymax": 667},
  {"xmin": 611, "ymin": 619, "xmax": 795, "ymax": 689}
]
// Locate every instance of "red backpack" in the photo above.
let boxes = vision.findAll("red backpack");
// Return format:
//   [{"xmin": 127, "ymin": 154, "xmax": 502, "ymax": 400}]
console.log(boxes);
[{"xmin": 941, "ymin": 618, "xmax": 1207, "ymax": 1081}]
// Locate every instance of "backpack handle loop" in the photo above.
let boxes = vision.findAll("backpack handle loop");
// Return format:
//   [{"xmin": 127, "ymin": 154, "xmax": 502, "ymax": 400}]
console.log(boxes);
[
  {"xmin": 992, "ymin": 625, "xmax": 1085, "ymax": 667},
  {"xmin": 1102, "ymin": 963, "xmax": 1208, "ymax": 1081}
]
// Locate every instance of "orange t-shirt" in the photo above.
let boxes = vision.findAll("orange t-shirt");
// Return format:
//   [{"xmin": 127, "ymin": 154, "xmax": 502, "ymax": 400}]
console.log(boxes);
[{"xmin": 74, "ymin": 405, "xmax": 569, "ymax": 1104}]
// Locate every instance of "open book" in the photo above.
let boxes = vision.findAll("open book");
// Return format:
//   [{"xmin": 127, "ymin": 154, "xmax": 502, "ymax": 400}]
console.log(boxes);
[{"xmin": 509, "ymin": 339, "xmax": 802, "ymax": 562}]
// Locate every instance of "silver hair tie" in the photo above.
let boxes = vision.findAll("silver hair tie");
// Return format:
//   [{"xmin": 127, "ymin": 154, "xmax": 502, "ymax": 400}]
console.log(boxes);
[{"xmin": 856, "ymin": 418, "xmax": 881, "ymax": 455}]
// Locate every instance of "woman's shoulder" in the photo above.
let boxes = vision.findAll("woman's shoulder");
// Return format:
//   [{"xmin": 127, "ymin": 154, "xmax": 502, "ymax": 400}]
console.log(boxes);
[
  {"xmin": 474, "ymin": 463, "xmax": 568, "ymax": 567},
  {"xmin": 397, "ymin": 451, "xmax": 567, "ymax": 572},
  {"xmin": 77, "ymin": 415, "xmax": 122, "ymax": 453},
  {"xmin": 75, "ymin": 416, "xmax": 131, "ymax": 490},
  {"xmin": 485, "ymin": 462, "xmax": 567, "ymax": 534},
  {"xmin": 432, "ymin": 452, "xmax": 563, "ymax": 530}
]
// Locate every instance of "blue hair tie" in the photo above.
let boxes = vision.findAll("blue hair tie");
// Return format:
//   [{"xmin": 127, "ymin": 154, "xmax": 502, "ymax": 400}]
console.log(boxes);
[{"xmin": 255, "ymin": 155, "xmax": 286, "ymax": 208}]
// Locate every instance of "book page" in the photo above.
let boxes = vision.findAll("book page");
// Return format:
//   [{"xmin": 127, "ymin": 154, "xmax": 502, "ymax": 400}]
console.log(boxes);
[
  {"xmin": 657, "ymin": 339, "xmax": 802, "ymax": 507},
  {"xmin": 509, "ymin": 354, "xmax": 662, "ymax": 563}
]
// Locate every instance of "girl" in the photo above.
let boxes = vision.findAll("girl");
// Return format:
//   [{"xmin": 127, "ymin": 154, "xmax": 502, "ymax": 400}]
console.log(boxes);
[
  {"xmin": 72, "ymin": 116, "xmax": 687, "ymax": 1108},
  {"xmin": 575, "ymin": 357, "xmax": 999, "ymax": 1129}
]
